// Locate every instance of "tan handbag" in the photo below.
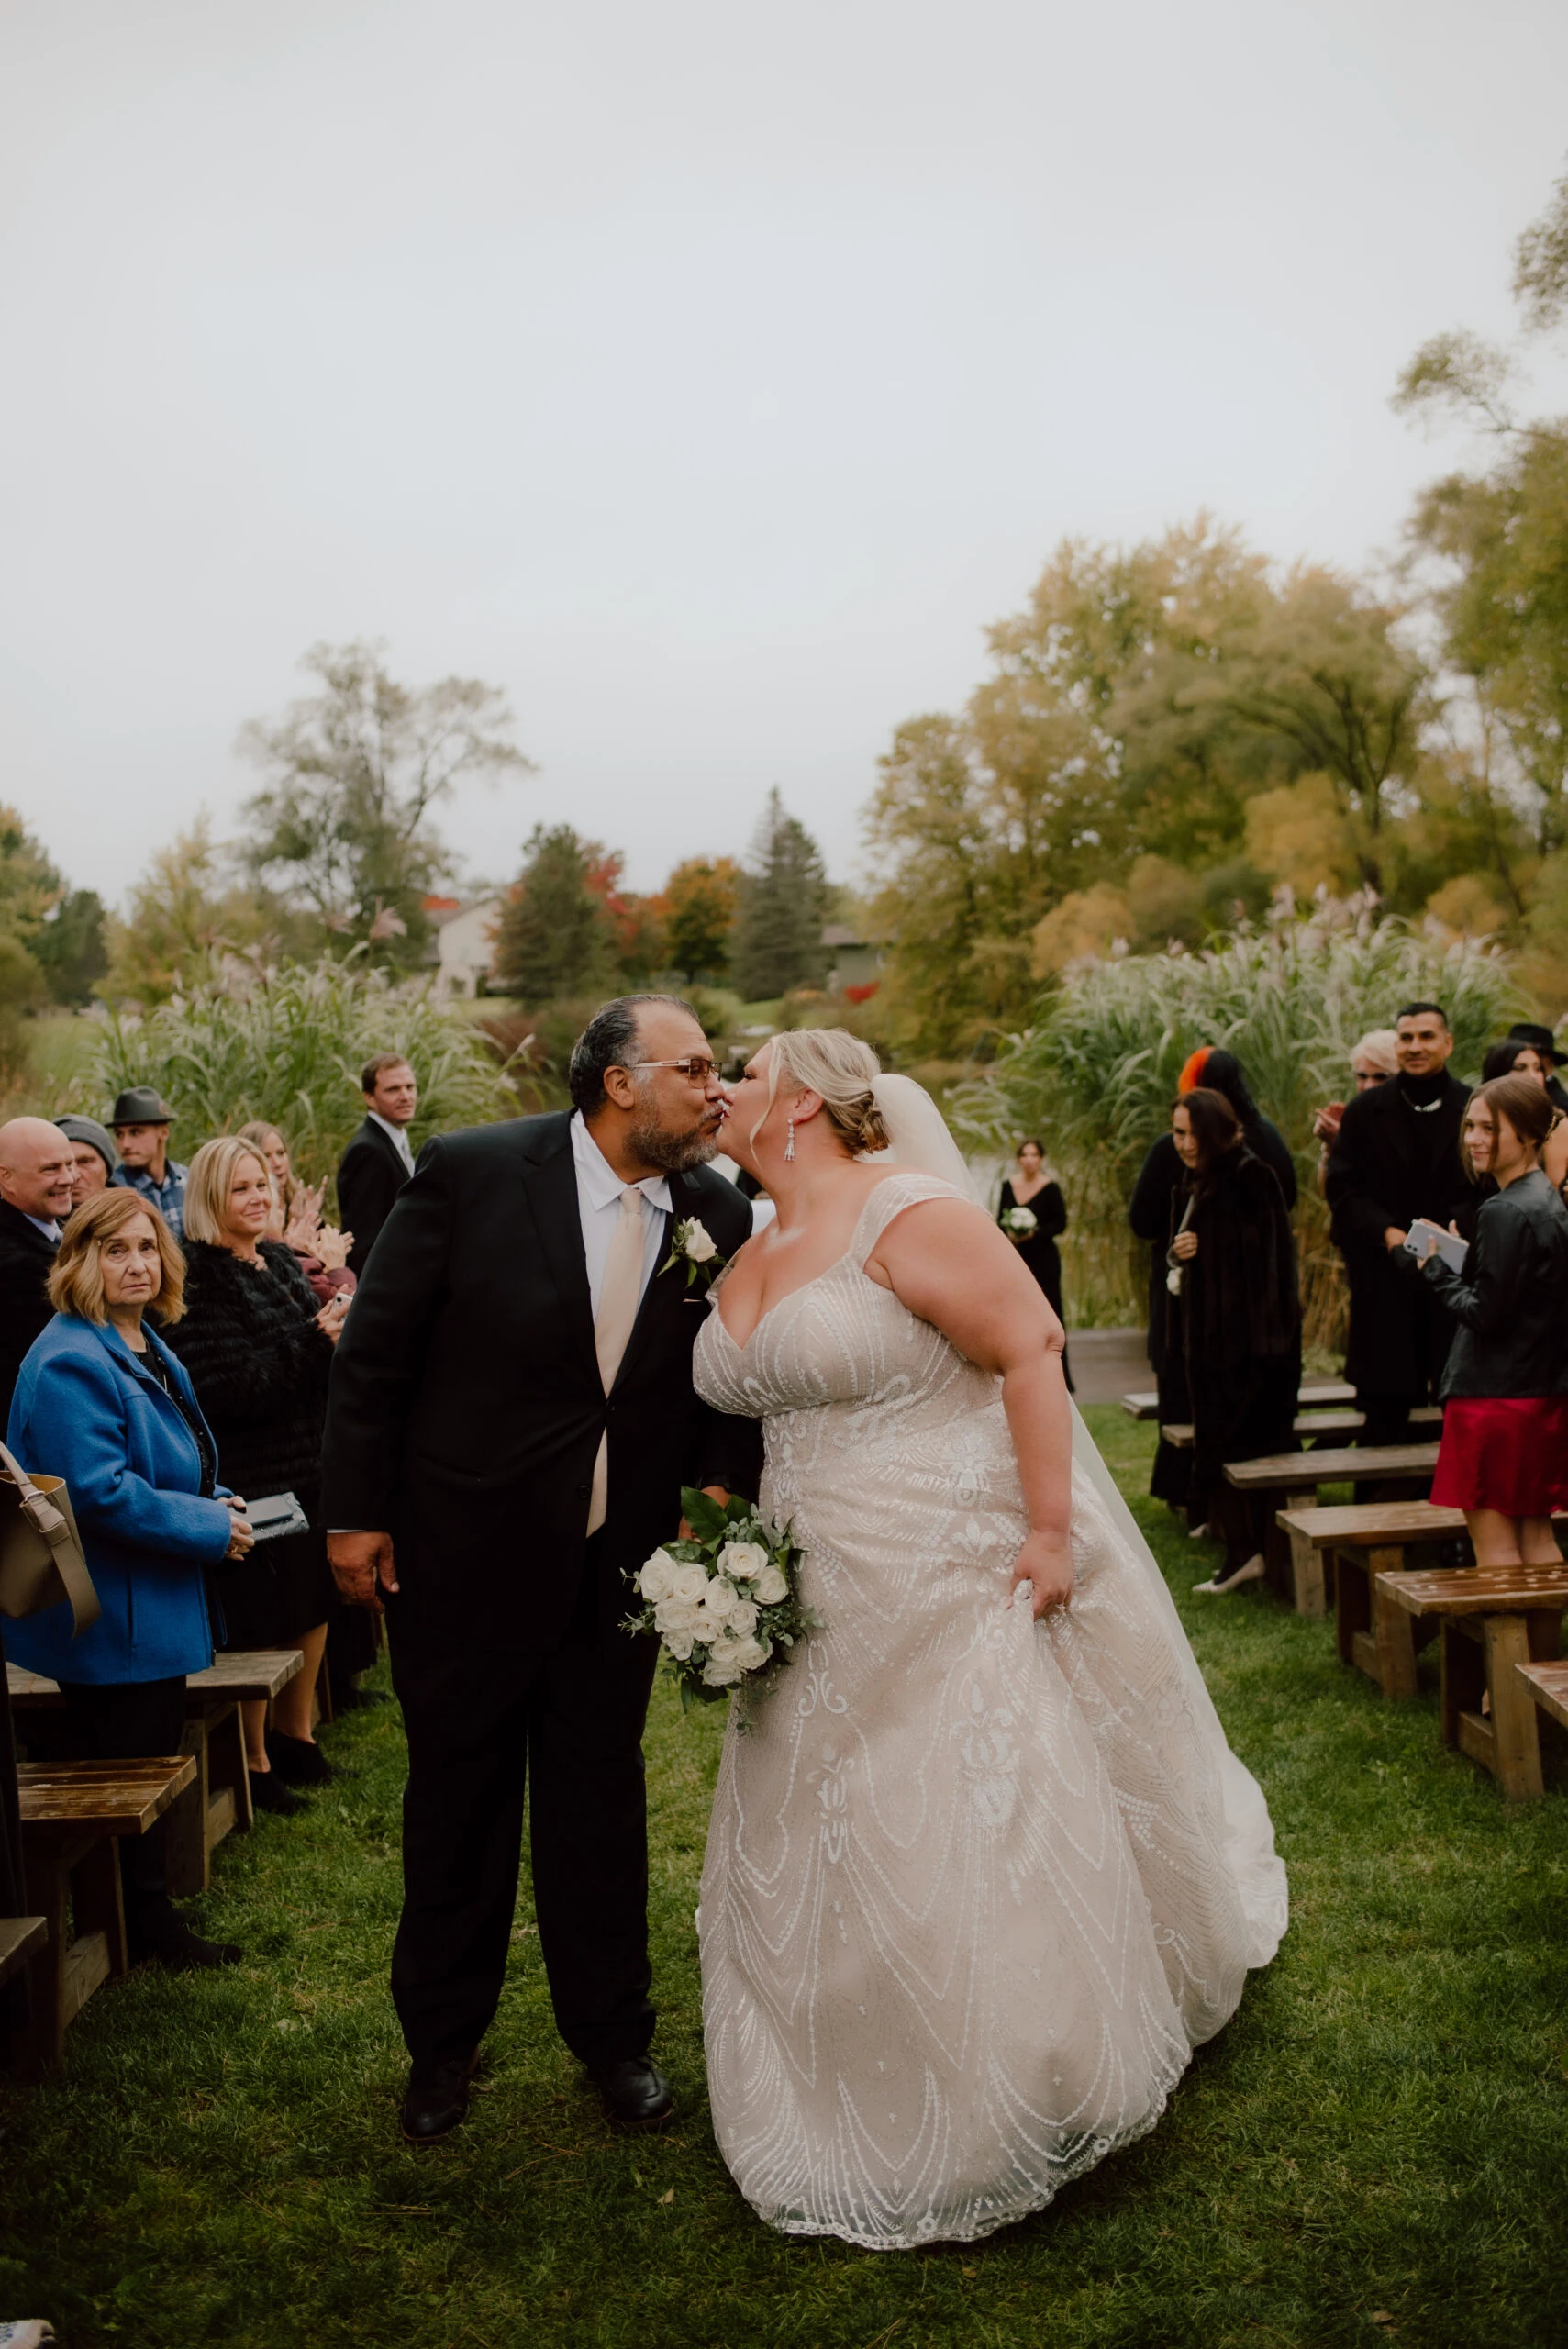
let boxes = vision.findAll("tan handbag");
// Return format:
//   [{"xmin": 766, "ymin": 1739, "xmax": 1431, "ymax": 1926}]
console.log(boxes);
[{"xmin": 0, "ymin": 1439, "xmax": 98, "ymax": 1635}]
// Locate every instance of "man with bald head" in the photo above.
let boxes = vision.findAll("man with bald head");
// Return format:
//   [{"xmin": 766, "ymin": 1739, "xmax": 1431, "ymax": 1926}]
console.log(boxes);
[{"xmin": 0, "ymin": 1118, "xmax": 75, "ymax": 1426}]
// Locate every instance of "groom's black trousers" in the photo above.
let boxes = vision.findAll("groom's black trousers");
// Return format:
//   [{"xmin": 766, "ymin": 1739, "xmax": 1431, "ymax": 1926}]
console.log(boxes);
[{"xmin": 388, "ymin": 1535, "xmax": 662, "ymax": 2071}]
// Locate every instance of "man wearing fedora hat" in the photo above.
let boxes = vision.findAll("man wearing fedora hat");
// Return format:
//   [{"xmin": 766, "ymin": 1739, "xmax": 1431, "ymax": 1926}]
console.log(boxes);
[
  {"xmin": 108, "ymin": 1087, "xmax": 189, "ymax": 1240},
  {"xmin": 1500, "ymin": 1023, "xmax": 1568, "ymax": 1116}
]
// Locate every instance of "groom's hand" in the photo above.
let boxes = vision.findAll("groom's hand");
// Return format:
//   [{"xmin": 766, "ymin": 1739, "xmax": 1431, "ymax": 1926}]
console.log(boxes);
[
  {"xmin": 679, "ymin": 1485, "xmax": 730, "ymax": 1539},
  {"xmin": 328, "ymin": 1530, "xmax": 399, "ymax": 1611}
]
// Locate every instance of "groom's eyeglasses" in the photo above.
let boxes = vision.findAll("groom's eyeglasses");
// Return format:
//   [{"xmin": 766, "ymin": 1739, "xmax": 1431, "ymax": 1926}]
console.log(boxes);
[{"xmin": 629, "ymin": 1055, "xmax": 720, "ymax": 1085}]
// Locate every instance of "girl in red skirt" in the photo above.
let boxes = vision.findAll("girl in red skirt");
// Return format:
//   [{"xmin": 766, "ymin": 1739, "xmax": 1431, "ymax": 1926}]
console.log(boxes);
[{"xmin": 1411, "ymin": 1074, "xmax": 1568, "ymax": 1567}]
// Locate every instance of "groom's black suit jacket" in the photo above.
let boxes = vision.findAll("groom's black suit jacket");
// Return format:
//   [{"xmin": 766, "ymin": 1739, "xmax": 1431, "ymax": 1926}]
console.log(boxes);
[{"xmin": 319, "ymin": 1112, "xmax": 762, "ymax": 1694}]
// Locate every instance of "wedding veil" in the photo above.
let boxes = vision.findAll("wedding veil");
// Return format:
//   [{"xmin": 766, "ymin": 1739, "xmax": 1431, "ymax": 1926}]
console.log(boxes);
[{"xmin": 869, "ymin": 1071, "xmax": 1288, "ymax": 1965}]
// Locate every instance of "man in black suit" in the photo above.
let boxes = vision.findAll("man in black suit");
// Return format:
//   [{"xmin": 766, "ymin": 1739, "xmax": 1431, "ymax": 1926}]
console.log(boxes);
[
  {"xmin": 336, "ymin": 1053, "xmax": 419, "ymax": 1275},
  {"xmin": 0, "ymin": 1119, "xmax": 76, "ymax": 1427},
  {"xmin": 1326, "ymin": 1001, "xmax": 1470, "ymax": 1447},
  {"xmin": 322, "ymin": 996, "xmax": 762, "ymax": 2146}
]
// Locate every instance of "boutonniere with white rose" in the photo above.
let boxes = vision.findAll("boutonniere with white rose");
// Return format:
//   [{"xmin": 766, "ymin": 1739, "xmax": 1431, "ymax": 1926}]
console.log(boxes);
[
  {"xmin": 622, "ymin": 1486, "xmax": 821, "ymax": 1718},
  {"xmin": 659, "ymin": 1215, "xmax": 725, "ymax": 1289}
]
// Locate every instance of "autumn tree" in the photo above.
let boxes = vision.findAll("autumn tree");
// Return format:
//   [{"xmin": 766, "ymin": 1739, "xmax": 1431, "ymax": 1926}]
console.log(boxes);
[
  {"xmin": 663, "ymin": 857, "xmax": 740, "ymax": 983},
  {"xmin": 239, "ymin": 640, "xmax": 534, "ymax": 964}
]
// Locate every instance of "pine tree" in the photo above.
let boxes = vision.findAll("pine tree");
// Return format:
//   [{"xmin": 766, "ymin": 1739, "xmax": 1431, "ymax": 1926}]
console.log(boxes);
[
  {"xmin": 492, "ymin": 825, "xmax": 620, "ymax": 1002},
  {"xmin": 730, "ymin": 790, "xmax": 829, "ymax": 1000}
]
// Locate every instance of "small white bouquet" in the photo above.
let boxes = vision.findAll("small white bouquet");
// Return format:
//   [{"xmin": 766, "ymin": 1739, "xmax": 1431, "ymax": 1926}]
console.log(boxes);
[
  {"xmin": 623, "ymin": 1486, "xmax": 819, "ymax": 1715},
  {"xmin": 1002, "ymin": 1204, "xmax": 1039, "ymax": 1239}
]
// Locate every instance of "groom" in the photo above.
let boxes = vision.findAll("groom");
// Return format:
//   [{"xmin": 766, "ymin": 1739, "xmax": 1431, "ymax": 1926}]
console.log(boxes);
[{"xmin": 323, "ymin": 995, "xmax": 762, "ymax": 2143}]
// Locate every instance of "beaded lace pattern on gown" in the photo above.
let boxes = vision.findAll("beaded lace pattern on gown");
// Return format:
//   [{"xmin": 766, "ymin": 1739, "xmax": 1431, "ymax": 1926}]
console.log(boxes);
[{"xmin": 692, "ymin": 1174, "xmax": 1287, "ymax": 2250}]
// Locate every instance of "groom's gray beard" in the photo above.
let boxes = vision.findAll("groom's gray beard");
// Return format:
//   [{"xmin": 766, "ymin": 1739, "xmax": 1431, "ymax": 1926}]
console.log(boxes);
[{"xmin": 626, "ymin": 1113, "xmax": 720, "ymax": 1174}]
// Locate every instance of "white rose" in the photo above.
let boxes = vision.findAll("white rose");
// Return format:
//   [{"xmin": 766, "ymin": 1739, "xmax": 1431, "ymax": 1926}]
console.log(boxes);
[
  {"xmin": 751, "ymin": 1562, "xmax": 789, "ymax": 1606},
  {"xmin": 725, "ymin": 1597, "xmax": 759, "ymax": 1638},
  {"xmin": 718, "ymin": 1541, "xmax": 769, "ymax": 1583},
  {"xmin": 669, "ymin": 1562, "xmax": 710, "ymax": 1605},
  {"xmin": 695, "ymin": 1596, "xmax": 733, "ymax": 1641},
  {"xmin": 655, "ymin": 1597, "xmax": 703, "ymax": 1638},
  {"xmin": 701, "ymin": 1650, "xmax": 744, "ymax": 1687},
  {"xmin": 728, "ymin": 1633, "xmax": 772, "ymax": 1672},
  {"xmin": 684, "ymin": 1219, "xmax": 717, "ymax": 1264},
  {"xmin": 638, "ymin": 1551, "xmax": 678, "ymax": 1603},
  {"xmin": 662, "ymin": 1626, "xmax": 696, "ymax": 1662}
]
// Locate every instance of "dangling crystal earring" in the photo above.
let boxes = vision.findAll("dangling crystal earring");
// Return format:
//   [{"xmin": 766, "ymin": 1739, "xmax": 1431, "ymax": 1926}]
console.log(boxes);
[{"xmin": 784, "ymin": 1118, "xmax": 796, "ymax": 1163}]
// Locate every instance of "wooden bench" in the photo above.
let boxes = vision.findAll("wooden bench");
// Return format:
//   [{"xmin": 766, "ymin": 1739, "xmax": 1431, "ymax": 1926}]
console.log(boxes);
[
  {"xmin": 1516, "ymin": 1659, "xmax": 1568, "ymax": 1787},
  {"xmin": 8, "ymin": 1651, "xmax": 304, "ymax": 1896},
  {"xmin": 1162, "ymin": 1404, "xmax": 1442, "ymax": 1450},
  {"xmin": 1377, "ymin": 1566, "xmax": 1568, "ymax": 1799},
  {"xmin": 1121, "ymin": 1378, "xmax": 1357, "ymax": 1421},
  {"xmin": 17, "ymin": 1756, "xmax": 195, "ymax": 2059},
  {"xmin": 1274, "ymin": 1500, "xmax": 1468, "ymax": 1666},
  {"xmin": 1226, "ymin": 1443, "xmax": 1440, "ymax": 1610}
]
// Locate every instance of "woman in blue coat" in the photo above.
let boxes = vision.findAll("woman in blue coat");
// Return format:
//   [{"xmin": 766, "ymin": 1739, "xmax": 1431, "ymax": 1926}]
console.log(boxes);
[{"xmin": 6, "ymin": 1187, "xmax": 253, "ymax": 1968}]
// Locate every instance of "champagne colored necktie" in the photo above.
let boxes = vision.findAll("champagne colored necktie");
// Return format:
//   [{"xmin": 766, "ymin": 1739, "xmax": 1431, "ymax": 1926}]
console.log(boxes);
[{"xmin": 586, "ymin": 1186, "xmax": 646, "ymax": 1536}]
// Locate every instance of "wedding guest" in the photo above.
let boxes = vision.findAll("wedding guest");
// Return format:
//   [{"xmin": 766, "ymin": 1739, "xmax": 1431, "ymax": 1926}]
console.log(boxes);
[
  {"xmin": 165, "ymin": 1137, "xmax": 350, "ymax": 1812},
  {"xmin": 337, "ymin": 1054, "xmax": 418, "ymax": 1275},
  {"xmin": 234, "ymin": 1138, "xmax": 375, "ymax": 1709},
  {"xmin": 1480, "ymin": 1041, "xmax": 1568, "ymax": 1190},
  {"xmin": 997, "ymin": 1141, "xmax": 1073, "ymax": 1392},
  {"xmin": 108, "ymin": 1087, "xmax": 189, "ymax": 1240},
  {"xmin": 4, "ymin": 1190, "xmax": 251, "ymax": 1968},
  {"xmin": 1129, "ymin": 1045, "xmax": 1294, "ymax": 1512},
  {"xmin": 56, "ymin": 1115, "xmax": 118, "ymax": 1209},
  {"xmin": 1496, "ymin": 1020, "xmax": 1568, "ymax": 1115},
  {"xmin": 1325, "ymin": 1003, "xmax": 1470, "ymax": 1446},
  {"xmin": 238, "ymin": 1121, "xmax": 358, "ymax": 1304},
  {"xmin": 0, "ymin": 1118, "xmax": 75, "ymax": 1428},
  {"xmin": 1311, "ymin": 1030, "xmax": 1398, "ymax": 1191},
  {"xmin": 1406, "ymin": 1075, "xmax": 1568, "ymax": 1564},
  {"xmin": 1167, "ymin": 1088, "xmax": 1302, "ymax": 1595}
]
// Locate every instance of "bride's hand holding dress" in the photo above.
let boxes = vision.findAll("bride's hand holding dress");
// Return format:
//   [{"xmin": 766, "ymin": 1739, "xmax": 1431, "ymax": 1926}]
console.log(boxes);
[{"xmin": 695, "ymin": 1034, "xmax": 1287, "ymax": 2251}]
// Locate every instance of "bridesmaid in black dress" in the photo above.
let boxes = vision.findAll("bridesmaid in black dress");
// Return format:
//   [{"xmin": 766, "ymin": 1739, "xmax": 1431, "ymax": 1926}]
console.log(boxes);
[{"xmin": 997, "ymin": 1140, "xmax": 1073, "ymax": 1391}]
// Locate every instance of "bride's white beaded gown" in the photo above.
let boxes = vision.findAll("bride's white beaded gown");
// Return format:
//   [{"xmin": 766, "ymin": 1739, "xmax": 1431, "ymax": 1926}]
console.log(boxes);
[{"xmin": 691, "ymin": 1173, "xmax": 1287, "ymax": 2251}]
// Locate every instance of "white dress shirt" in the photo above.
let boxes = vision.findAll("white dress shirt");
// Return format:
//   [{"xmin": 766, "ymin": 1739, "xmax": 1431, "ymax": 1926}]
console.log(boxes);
[
  {"xmin": 369, "ymin": 1110, "xmax": 417, "ymax": 1176},
  {"xmin": 570, "ymin": 1111, "xmax": 672, "ymax": 1318}
]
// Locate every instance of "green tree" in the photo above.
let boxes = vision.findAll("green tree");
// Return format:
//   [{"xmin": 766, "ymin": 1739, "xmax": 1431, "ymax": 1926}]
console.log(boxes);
[
  {"xmin": 35, "ymin": 888, "xmax": 108, "ymax": 1006},
  {"xmin": 492, "ymin": 825, "xmax": 621, "ymax": 1003},
  {"xmin": 239, "ymin": 641, "xmax": 535, "ymax": 965},
  {"xmin": 662, "ymin": 857, "xmax": 739, "ymax": 982},
  {"xmin": 729, "ymin": 789, "xmax": 830, "ymax": 1002},
  {"xmin": 105, "ymin": 818, "xmax": 284, "ymax": 1005}
]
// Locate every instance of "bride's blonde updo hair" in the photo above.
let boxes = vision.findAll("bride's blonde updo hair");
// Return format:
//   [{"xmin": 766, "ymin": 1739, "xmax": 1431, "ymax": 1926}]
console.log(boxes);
[{"xmin": 754, "ymin": 1028, "xmax": 891, "ymax": 1156}]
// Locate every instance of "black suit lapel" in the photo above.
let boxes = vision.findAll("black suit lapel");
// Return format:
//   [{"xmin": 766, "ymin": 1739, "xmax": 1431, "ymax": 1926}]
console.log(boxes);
[{"xmin": 518, "ymin": 1120, "xmax": 599, "ymax": 1383}]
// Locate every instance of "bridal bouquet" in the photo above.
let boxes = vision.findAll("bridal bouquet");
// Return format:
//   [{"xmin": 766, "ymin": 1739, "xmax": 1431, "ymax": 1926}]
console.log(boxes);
[
  {"xmin": 623, "ymin": 1487, "xmax": 819, "ymax": 1714},
  {"xmin": 1002, "ymin": 1204, "xmax": 1038, "ymax": 1238}
]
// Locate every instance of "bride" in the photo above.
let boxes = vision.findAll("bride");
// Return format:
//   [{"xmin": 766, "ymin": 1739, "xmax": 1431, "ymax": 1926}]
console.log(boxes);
[{"xmin": 692, "ymin": 1028, "xmax": 1287, "ymax": 2250}]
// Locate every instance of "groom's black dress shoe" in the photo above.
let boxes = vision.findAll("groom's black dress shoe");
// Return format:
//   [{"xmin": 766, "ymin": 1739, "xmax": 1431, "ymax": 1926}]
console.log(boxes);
[
  {"xmin": 590, "ymin": 2056, "xmax": 675, "ymax": 2132},
  {"xmin": 401, "ymin": 2052, "xmax": 480, "ymax": 2144}
]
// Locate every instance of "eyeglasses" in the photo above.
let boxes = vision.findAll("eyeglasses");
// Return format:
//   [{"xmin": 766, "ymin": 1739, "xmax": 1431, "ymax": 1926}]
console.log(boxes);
[{"xmin": 628, "ymin": 1055, "xmax": 720, "ymax": 1085}]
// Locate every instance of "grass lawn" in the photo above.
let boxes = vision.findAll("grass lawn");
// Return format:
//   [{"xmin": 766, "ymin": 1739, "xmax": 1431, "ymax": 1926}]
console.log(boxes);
[{"xmin": 3, "ymin": 1405, "xmax": 1565, "ymax": 2348}]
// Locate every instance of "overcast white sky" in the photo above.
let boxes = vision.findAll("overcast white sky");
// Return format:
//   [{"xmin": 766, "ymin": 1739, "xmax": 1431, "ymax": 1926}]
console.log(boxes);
[{"xmin": 2, "ymin": 0, "xmax": 1565, "ymax": 912}]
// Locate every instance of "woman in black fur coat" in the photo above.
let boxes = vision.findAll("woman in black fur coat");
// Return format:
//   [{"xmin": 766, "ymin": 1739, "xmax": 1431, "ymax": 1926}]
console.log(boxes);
[
  {"xmin": 1166, "ymin": 1086, "xmax": 1301, "ymax": 1596},
  {"xmin": 166, "ymin": 1136, "xmax": 350, "ymax": 1807}
]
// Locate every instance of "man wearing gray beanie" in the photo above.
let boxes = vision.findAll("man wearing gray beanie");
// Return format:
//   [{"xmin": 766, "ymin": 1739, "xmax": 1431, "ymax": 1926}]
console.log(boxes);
[{"xmin": 55, "ymin": 1115, "xmax": 118, "ymax": 1213}]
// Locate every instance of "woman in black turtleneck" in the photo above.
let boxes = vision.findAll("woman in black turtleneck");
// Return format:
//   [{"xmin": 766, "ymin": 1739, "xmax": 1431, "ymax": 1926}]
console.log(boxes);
[{"xmin": 1129, "ymin": 1047, "xmax": 1296, "ymax": 1510}]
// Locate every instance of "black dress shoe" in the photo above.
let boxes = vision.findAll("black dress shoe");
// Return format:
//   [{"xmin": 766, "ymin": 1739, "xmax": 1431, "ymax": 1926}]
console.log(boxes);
[
  {"xmin": 401, "ymin": 2052, "xmax": 480, "ymax": 2145},
  {"xmin": 266, "ymin": 1730, "xmax": 333, "ymax": 1785},
  {"xmin": 248, "ymin": 1768, "xmax": 308, "ymax": 1816},
  {"xmin": 130, "ymin": 1897, "xmax": 242, "ymax": 1970},
  {"xmin": 589, "ymin": 2056, "xmax": 674, "ymax": 2132}
]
